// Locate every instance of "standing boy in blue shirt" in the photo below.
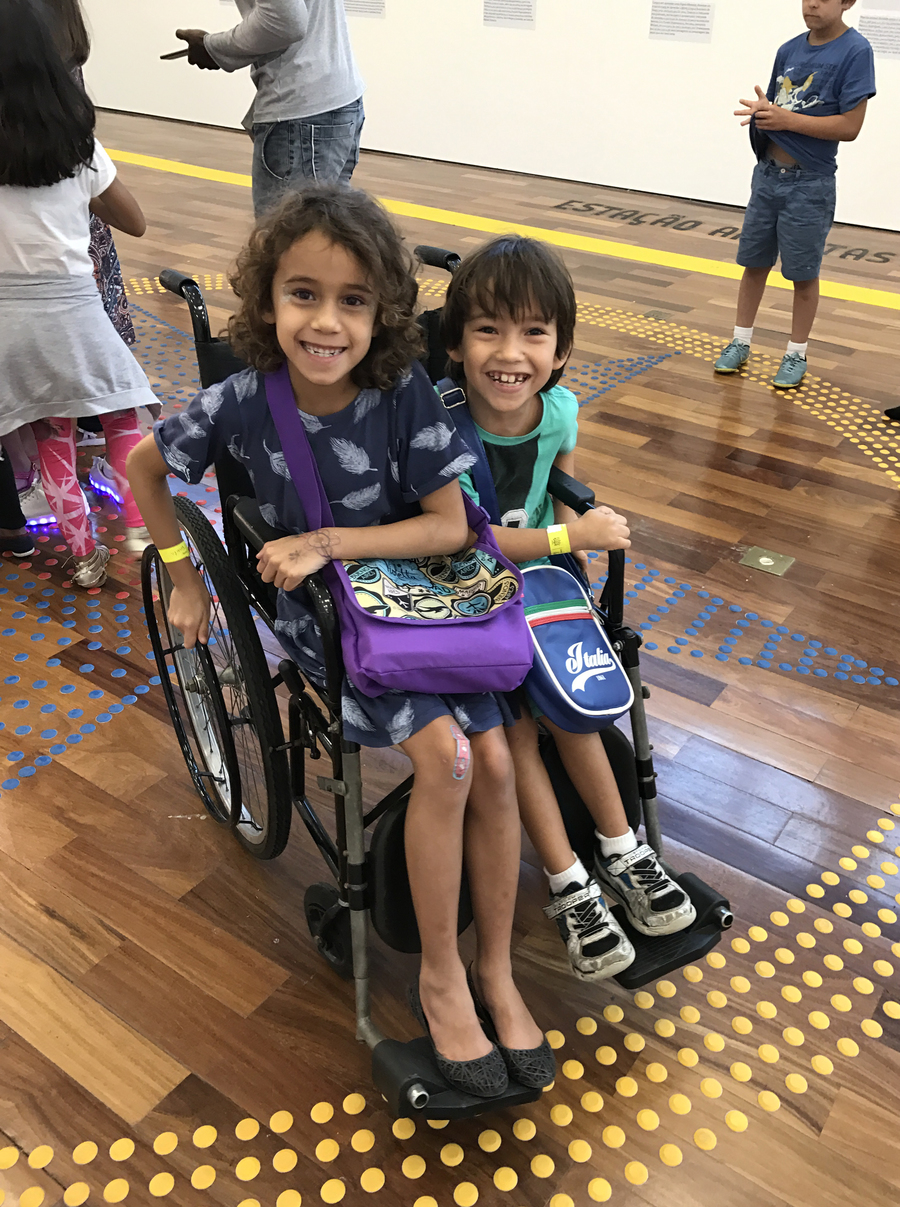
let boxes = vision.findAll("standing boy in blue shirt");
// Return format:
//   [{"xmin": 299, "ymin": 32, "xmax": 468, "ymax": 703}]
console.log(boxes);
[{"xmin": 715, "ymin": 0, "xmax": 875, "ymax": 388}]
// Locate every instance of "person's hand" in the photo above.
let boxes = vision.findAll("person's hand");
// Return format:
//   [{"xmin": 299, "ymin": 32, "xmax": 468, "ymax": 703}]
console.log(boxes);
[
  {"xmin": 573, "ymin": 548, "xmax": 590, "ymax": 577},
  {"xmin": 257, "ymin": 533, "xmax": 332, "ymax": 592},
  {"xmin": 572, "ymin": 506, "xmax": 631, "ymax": 553},
  {"xmin": 167, "ymin": 571, "xmax": 211, "ymax": 650},
  {"xmin": 735, "ymin": 84, "xmax": 779, "ymax": 127},
  {"xmin": 175, "ymin": 28, "xmax": 220, "ymax": 70}
]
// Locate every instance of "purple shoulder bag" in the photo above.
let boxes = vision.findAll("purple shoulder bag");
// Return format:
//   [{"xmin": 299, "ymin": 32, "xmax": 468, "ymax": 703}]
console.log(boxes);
[{"xmin": 264, "ymin": 365, "xmax": 533, "ymax": 698}]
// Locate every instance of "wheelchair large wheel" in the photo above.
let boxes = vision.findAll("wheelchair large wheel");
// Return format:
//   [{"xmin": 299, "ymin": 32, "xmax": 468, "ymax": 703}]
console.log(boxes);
[{"xmin": 143, "ymin": 496, "xmax": 291, "ymax": 859}]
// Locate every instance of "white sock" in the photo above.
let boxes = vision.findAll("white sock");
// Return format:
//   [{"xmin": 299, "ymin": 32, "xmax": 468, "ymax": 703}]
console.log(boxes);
[
  {"xmin": 786, "ymin": 340, "xmax": 808, "ymax": 358},
  {"xmin": 597, "ymin": 828, "xmax": 639, "ymax": 859},
  {"xmin": 733, "ymin": 325, "xmax": 754, "ymax": 347},
  {"xmin": 546, "ymin": 856, "xmax": 589, "ymax": 896}
]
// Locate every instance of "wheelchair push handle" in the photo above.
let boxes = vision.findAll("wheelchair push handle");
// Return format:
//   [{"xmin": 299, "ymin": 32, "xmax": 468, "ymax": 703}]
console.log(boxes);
[
  {"xmin": 158, "ymin": 267, "xmax": 213, "ymax": 345},
  {"xmin": 546, "ymin": 466, "xmax": 625, "ymax": 628},
  {"xmin": 415, "ymin": 246, "xmax": 462, "ymax": 274}
]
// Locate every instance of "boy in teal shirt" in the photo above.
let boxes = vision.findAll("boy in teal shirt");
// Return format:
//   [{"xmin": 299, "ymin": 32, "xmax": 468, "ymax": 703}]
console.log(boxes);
[
  {"xmin": 443, "ymin": 235, "xmax": 696, "ymax": 984},
  {"xmin": 715, "ymin": 0, "xmax": 875, "ymax": 388}
]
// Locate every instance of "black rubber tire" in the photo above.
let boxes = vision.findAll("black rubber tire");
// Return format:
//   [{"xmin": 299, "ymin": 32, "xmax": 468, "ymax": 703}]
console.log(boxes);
[
  {"xmin": 304, "ymin": 882, "xmax": 353, "ymax": 980},
  {"xmin": 144, "ymin": 496, "xmax": 292, "ymax": 859}
]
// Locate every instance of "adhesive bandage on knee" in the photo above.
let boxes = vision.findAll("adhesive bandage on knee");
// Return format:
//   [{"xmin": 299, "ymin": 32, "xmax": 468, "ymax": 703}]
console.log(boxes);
[{"xmin": 450, "ymin": 722, "xmax": 471, "ymax": 780}]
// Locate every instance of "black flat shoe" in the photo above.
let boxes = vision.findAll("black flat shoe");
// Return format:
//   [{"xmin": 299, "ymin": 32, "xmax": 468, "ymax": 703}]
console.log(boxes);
[
  {"xmin": 466, "ymin": 966, "xmax": 556, "ymax": 1089},
  {"xmin": 407, "ymin": 981, "xmax": 509, "ymax": 1099}
]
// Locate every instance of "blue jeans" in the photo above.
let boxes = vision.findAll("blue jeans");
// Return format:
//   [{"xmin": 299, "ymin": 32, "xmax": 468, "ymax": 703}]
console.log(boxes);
[
  {"xmin": 251, "ymin": 97, "xmax": 365, "ymax": 217},
  {"xmin": 737, "ymin": 159, "xmax": 836, "ymax": 282}
]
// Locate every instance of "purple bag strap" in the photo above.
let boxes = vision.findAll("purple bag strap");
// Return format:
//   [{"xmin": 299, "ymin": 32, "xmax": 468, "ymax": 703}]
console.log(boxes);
[{"xmin": 264, "ymin": 363, "xmax": 333, "ymax": 531}]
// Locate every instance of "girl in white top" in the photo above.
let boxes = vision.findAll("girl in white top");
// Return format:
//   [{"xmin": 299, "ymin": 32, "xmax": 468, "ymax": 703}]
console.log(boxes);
[{"xmin": 0, "ymin": 0, "xmax": 155, "ymax": 587}]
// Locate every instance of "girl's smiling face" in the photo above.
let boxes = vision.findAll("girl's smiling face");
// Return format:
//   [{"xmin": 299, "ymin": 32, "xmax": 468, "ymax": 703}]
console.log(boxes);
[{"xmin": 266, "ymin": 231, "xmax": 378, "ymax": 411}]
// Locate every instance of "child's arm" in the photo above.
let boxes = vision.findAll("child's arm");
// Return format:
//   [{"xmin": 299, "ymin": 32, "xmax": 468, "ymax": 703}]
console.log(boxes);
[
  {"xmin": 256, "ymin": 479, "xmax": 470, "ymax": 592},
  {"xmin": 89, "ymin": 179, "xmax": 147, "ymax": 236},
  {"xmin": 126, "ymin": 435, "xmax": 211, "ymax": 648},
  {"xmin": 737, "ymin": 85, "xmax": 868, "ymax": 141}
]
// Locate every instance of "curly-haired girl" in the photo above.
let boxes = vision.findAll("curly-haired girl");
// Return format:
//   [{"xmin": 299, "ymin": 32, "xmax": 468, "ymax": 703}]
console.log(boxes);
[{"xmin": 127, "ymin": 183, "xmax": 554, "ymax": 1099}]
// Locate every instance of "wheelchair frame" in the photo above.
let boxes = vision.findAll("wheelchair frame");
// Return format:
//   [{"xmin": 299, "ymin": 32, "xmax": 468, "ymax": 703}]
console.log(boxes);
[{"xmin": 144, "ymin": 259, "xmax": 732, "ymax": 1120}]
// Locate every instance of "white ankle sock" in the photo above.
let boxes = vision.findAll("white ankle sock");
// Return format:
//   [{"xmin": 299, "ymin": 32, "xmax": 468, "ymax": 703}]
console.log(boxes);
[
  {"xmin": 733, "ymin": 325, "xmax": 754, "ymax": 346},
  {"xmin": 597, "ymin": 828, "xmax": 639, "ymax": 858},
  {"xmin": 546, "ymin": 856, "xmax": 589, "ymax": 896},
  {"xmin": 786, "ymin": 340, "xmax": 808, "ymax": 358}
]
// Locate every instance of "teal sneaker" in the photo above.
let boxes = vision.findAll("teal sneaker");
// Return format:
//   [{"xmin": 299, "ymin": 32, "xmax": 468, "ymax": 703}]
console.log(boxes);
[
  {"xmin": 772, "ymin": 352, "xmax": 807, "ymax": 389},
  {"xmin": 714, "ymin": 340, "xmax": 750, "ymax": 374}
]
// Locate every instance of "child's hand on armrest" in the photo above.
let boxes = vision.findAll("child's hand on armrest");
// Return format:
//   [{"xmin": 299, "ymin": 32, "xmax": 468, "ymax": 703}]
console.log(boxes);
[
  {"xmin": 572, "ymin": 506, "xmax": 631, "ymax": 553},
  {"xmin": 257, "ymin": 532, "xmax": 333, "ymax": 592}
]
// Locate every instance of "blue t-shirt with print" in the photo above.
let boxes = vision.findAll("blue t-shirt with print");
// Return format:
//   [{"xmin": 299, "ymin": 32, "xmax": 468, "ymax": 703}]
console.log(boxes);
[{"xmin": 753, "ymin": 27, "xmax": 875, "ymax": 175}]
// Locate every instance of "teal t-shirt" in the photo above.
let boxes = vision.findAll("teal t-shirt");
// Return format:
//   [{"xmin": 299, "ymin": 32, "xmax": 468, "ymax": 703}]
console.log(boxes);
[{"xmin": 458, "ymin": 384, "xmax": 579, "ymax": 540}]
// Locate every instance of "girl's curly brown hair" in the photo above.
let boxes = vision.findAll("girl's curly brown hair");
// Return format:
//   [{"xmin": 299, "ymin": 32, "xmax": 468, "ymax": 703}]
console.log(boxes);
[{"xmin": 227, "ymin": 184, "xmax": 423, "ymax": 390}]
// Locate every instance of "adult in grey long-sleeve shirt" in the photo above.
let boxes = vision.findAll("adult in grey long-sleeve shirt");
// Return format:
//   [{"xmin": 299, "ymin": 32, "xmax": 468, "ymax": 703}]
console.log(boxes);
[{"xmin": 177, "ymin": 1, "xmax": 365, "ymax": 217}]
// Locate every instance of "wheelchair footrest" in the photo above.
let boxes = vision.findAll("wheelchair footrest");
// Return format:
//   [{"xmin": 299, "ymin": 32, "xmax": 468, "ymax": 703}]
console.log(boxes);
[
  {"xmin": 612, "ymin": 872, "xmax": 732, "ymax": 991},
  {"xmin": 372, "ymin": 1037, "xmax": 541, "ymax": 1121}
]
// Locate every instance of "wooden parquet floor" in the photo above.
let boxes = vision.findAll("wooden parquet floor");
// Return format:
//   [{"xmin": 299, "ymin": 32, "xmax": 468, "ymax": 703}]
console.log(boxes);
[{"xmin": 1, "ymin": 111, "xmax": 900, "ymax": 1207}]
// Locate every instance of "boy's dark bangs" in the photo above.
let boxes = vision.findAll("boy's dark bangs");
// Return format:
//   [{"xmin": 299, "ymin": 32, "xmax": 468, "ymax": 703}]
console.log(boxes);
[{"xmin": 468, "ymin": 244, "xmax": 558, "ymax": 324}]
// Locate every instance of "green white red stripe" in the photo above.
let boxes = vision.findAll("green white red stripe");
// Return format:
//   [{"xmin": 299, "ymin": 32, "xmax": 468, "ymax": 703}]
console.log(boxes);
[{"xmin": 525, "ymin": 598, "xmax": 593, "ymax": 629}]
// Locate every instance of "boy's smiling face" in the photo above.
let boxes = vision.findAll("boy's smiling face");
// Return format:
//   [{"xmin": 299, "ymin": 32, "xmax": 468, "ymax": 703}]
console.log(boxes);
[
  {"xmin": 265, "ymin": 231, "xmax": 378, "ymax": 410},
  {"xmin": 448, "ymin": 304, "xmax": 568, "ymax": 433}
]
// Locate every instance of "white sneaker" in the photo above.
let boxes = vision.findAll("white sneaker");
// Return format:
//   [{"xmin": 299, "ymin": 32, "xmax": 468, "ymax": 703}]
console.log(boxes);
[
  {"xmin": 89, "ymin": 456, "xmax": 122, "ymax": 504},
  {"xmin": 594, "ymin": 844, "xmax": 696, "ymax": 936},
  {"xmin": 18, "ymin": 479, "xmax": 54, "ymax": 524},
  {"xmin": 543, "ymin": 879, "xmax": 635, "ymax": 981},
  {"xmin": 124, "ymin": 526, "xmax": 152, "ymax": 554},
  {"xmin": 76, "ymin": 426, "xmax": 105, "ymax": 447},
  {"xmin": 69, "ymin": 544, "xmax": 110, "ymax": 588}
]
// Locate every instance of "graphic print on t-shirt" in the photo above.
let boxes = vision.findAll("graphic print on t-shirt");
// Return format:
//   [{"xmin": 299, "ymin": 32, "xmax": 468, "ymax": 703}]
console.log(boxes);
[
  {"xmin": 774, "ymin": 71, "xmax": 822, "ymax": 110},
  {"xmin": 484, "ymin": 436, "xmax": 539, "ymax": 528}
]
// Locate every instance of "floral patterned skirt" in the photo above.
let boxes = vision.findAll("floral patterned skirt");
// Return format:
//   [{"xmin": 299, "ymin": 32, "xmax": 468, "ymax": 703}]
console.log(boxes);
[{"xmin": 89, "ymin": 215, "xmax": 135, "ymax": 347}]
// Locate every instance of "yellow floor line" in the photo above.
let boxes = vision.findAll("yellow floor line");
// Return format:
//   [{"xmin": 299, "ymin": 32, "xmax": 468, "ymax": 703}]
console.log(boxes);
[{"xmin": 107, "ymin": 149, "xmax": 900, "ymax": 313}]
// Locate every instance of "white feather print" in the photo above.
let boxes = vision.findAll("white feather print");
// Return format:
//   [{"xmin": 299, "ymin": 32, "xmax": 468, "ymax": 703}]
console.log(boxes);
[
  {"xmin": 200, "ymin": 381, "xmax": 226, "ymax": 419},
  {"xmin": 451, "ymin": 703, "xmax": 472, "ymax": 731},
  {"xmin": 397, "ymin": 368, "xmax": 413, "ymax": 389},
  {"xmin": 179, "ymin": 411, "xmax": 206, "ymax": 440},
  {"xmin": 387, "ymin": 699, "xmax": 416, "ymax": 744},
  {"xmin": 259, "ymin": 503, "xmax": 281, "ymax": 528},
  {"xmin": 227, "ymin": 434, "xmax": 245, "ymax": 462},
  {"xmin": 162, "ymin": 443, "xmax": 193, "ymax": 477},
  {"xmin": 341, "ymin": 697, "xmax": 375, "ymax": 732},
  {"xmin": 232, "ymin": 368, "xmax": 258, "ymax": 403},
  {"xmin": 298, "ymin": 409, "xmax": 327, "ymax": 434},
  {"xmin": 389, "ymin": 456, "xmax": 400, "ymax": 483},
  {"xmin": 330, "ymin": 437, "xmax": 376, "ymax": 475},
  {"xmin": 329, "ymin": 484, "xmax": 382, "ymax": 511},
  {"xmin": 274, "ymin": 614, "xmax": 313, "ymax": 640},
  {"xmin": 411, "ymin": 423, "xmax": 453, "ymax": 451},
  {"xmin": 264, "ymin": 440, "xmax": 292, "ymax": 480},
  {"xmin": 353, "ymin": 390, "xmax": 382, "ymax": 423},
  {"xmin": 439, "ymin": 452, "xmax": 478, "ymax": 478}
]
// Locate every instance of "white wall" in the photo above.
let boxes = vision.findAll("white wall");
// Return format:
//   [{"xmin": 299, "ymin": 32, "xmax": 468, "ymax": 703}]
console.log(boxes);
[{"xmin": 81, "ymin": 0, "xmax": 900, "ymax": 231}]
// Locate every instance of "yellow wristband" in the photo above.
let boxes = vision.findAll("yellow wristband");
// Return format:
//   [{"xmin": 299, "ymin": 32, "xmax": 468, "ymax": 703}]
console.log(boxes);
[
  {"xmin": 547, "ymin": 524, "xmax": 571, "ymax": 556},
  {"xmin": 158, "ymin": 540, "xmax": 190, "ymax": 564}
]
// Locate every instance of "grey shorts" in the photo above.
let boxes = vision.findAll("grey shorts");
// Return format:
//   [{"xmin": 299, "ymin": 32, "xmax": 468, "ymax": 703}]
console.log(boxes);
[{"xmin": 737, "ymin": 160, "xmax": 837, "ymax": 282}]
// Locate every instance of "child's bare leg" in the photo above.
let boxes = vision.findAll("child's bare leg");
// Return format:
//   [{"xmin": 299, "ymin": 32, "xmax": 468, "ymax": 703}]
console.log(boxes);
[
  {"xmin": 542, "ymin": 719, "xmax": 633, "ymax": 851},
  {"xmin": 465, "ymin": 726, "xmax": 542, "ymax": 1051},
  {"xmin": 735, "ymin": 266, "xmax": 771, "ymax": 328},
  {"xmin": 790, "ymin": 278, "xmax": 819, "ymax": 344},
  {"xmin": 505, "ymin": 711, "xmax": 578, "ymax": 875},
  {"xmin": 400, "ymin": 715, "xmax": 492, "ymax": 1064}
]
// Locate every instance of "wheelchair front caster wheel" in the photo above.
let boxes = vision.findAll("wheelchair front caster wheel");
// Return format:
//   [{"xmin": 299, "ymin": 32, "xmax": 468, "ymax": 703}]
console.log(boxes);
[{"xmin": 304, "ymin": 882, "xmax": 353, "ymax": 980}]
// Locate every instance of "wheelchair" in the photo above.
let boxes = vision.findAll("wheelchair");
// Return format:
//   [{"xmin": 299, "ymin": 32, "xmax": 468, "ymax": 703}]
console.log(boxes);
[{"xmin": 142, "ymin": 251, "xmax": 733, "ymax": 1122}]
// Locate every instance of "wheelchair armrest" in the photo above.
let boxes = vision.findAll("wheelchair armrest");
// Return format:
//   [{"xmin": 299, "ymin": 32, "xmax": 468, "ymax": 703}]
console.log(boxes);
[
  {"xmin": 547, "ymin": 466, "xmax": 596, "ymax": 514},
  {"xmin": 158, "ymin": 267, "xmax": 213, "ymax": 346},
  {"xmin": 230, "ymin": 497, "xmax": 288, "ymax": 553},
  {"xmin": 415, "ymin": 245, "xmax": 461, "ymax": 274}
]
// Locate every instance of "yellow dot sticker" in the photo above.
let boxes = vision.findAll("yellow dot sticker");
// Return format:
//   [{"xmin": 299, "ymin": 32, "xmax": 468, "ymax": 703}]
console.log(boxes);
[
  {"xmin": 342, "ymin": 1094, "xmax": 366, "ymax": 1115},
  {"xmin": 730, "ymin": 1061, "xmax": 752, "ymax": 1082},
  {"xmin": 191, "ymin": 1166, "xmax": 216, "ymax": 1190},
  {"xmin": 569, "ymin": 1139, "xmax": 592, "ymax": 1163},
  {"xmin": 824, "ymin": 954, "xmax": 845, "ymax": 972},
  {"xmin": 478, "ymin": 1129, "xmax": 501, "ymax": 1152},
  {"xmin": 732, "ymin": 1016, "xmax": 753, "ymax": 1035},
  {"xmin": 748, "ymin": 926, "xmax": 768, "ymax": 942},
  {"xmin": 683, "ymin": 965, "xmax": 703, "ymax": 983},
  {"xmin": 657, "ymin": 979, "xmax": 677, "ymax": 997},
  {"xmin": 270, "ymin": 1111, "xmax": 293, "ymax": 1134},
  {"xmin": 770, "ymin": 911, "xmax": 789, "ymax": 926},
  {"xmin": 680, "ymin": 1005, "xmax": 700, "ymax": 1024},
  {"xmin": 726, "ymin": 1110, "xmax": 749, "ymax": 1133},
  {"xmin": 797, "ymin": 933, "xmax": 816, "ymax": 949},
  {"xmin": 576, "ymin": 1017, "xmax": 597, "ymax": 1036},
  {"xmin": 834, "ymin": 903, "xmax": 853, "ymax": 919},
  {"xmin": 884, "ymin": 1001, "xmax": 900, "ymax": 1019},
  {"xmin": 546, "ymin": 1029, "xmax": 566, "ymax": 1049},
  {"xmin": 704, "ymin": 1033, "xmax": 725, "ymax": 1052},
  {"xmin": 148, "ymin": 1174, "xmax": 173, "ymax": 1198},
  {"xmin": 634, "ymin": 991, "xmax": 655, "ymax": 1009},
  {"xmin": 581, "ymin": 1090, "xmax": 604, "ymax": 1111},
  {"xmin": 103, "ymin": 1180, "xmax": 129, "ymax": 1203},
  {"xmin": 360, "ymin": 1168, "xmax": 384, "ymax": 1194},
  {"xmin": 701, "ymin": 1078, "xmax": 723, "ymax": 1098},
  {"xmin": 20, "ymin": 1192, "xmax": 45, "ymax": 1207},
  {"xmin": 192, "ymin": 1126, "xmax": 216, "ymax": 1149},
  {"xmin": 844, "ymin": 938, "xmax": 864, "ymax": 955},
  {"xmin": 874, "ymin": 960, "xmax": 894, "ymax": 977},
  {"xmin": 109, "ymin": 1140, "xmax": 134, "ymax": 1163},
  {"xmin": 512, "ymin": 1119, "xmax": 536, "ymax": 1142},
  {"xmin": 757, "ymin": 1001, "xmax": 778, "ymax": 1019},
  {"xmin": 786, "ymin": 898, "xmax": 806, "ymax": 913},
  {"xmin": 758, "ymin": 1091, "xmax": 781, "ymax": 1112},
  {"xmin": 562, "ymin": 1059, "xmax": 584, "ymax": 1080},
  {"xmin": 274, "ymin": 1149, "xmax": 299, "ymax": 1173},
  {"xmin": 786, "ymin": 1073, "xmax": 808, "ymax": 1094},
  {"xmin": 550, "ymin": 1104, "xmax": 573, "ymax": 1127},
  {"xmin": 837, "ymin": 1037, "xmax": 860, "ymax": 1057},
  {"xmin": 235, "ymin": 1119, "xmax": 260, "ymax": 1142},
  {"xmin": 151, "ymin": 1136, "xmax": 175, "ymax": 1158},
  {"xmin": 775, "ymin": 948, "xmax": 795, "ymax": 965},
  {"xmin": 759, "ymin": 1044, "xmax": 780, "ymax": 1063},
  {"xmin": 320, "ymin": 1180, "xmax": 345, "ymax": 1204},
  {"xmin": 669, "ymin": 1093, "xmax": 692, "ymax": 1115},
  {"xmin": 603, "ymin": 1004, "xmax": 624, "ymax": 1023},
  {"xmin": 588, "ymin": 1178, "xmax": 612, "ymax": 1202},
  {"xmin": 64, "ymin": 1185, "xmax": 90, "ymax": 1207},
  {"xmin": 803, "ymin": 971, "xmax": 823, "ymax": 989},
  {"xmin": 493, "ymin": 1168, "xmax": 517, "ymax": 1191},
  {"xmin": 831, "ymin": 994, "xmax": 852, "ymax": 1013},
  {"xmin": 311, "ymin": 1103, "xmax": 334, "ymax": 1125},
  {"xmin": 392, "ymin": 1118, "xmax": 415, "ymax": 1140},
  {"xmin": 550, "ymin": 1197, "xmax": 574, "ymax": 1207},
  {"xmin": 595, "ymin": 1045, "xmax": 617, "ymax": 1066},
  {"xmin": 707, "ymin": 990, "xmax": 728, "ymax": 1009},
  {"xmin": 756, "ymin": 961, "xmax": 776, "ymax": 978},
  {"xmin": 660, "ymin": 1143, "xmax": 683, "ymax": 1166},
  {"xmin": 678, "ymin": 1047, "xmax": 700, "ymax": 1067},
  {"xmin": 730, "ymin": 976, "xmax": 751, "ymax": 993},
  {"xmin": 707, "ymin": 951, "xmax": 727, "ymax": 968},
  {"xmin": 694, "ymin": 1128, "xmax": 717, "ymax": 1151},
  {"xmin": 625, "ymin": 1161, "xmax": 648, "ymax": 1185},
  {"xmin": 441, "ymin": 1144, "xmax": 464, "ymax": 1167},
  {"xmin": 862, "ymin": 1019, "xmax": 883, "ymax": 1038},
  {"xmin": 624, "ymin": 1032, "xmax": 646, "ymax": 1052},
  {"xmin": 731, "ymin": 938, "xmax": 751, "ymax": 954},
  {"xmin": 811, "ymin": 1054, "xmax": 834, "ymax": 1075},
  {"xmin": 815, "ymin": 918, "xmax": 834, "ymax": 934},
  {"xmin": 426, "ymin": 1119, "xmax": 449, "ymax": 1130},
  {"xmin": 806, "ymin": 885, "xmax": 825, "ymax": 899},
  {"xmin": 783, "ymin": 1027, "xmax": 805, "ymax": 1047},
  {"xmin": 453, "ymin": 1183, "xmax": 478, "ymax": 1207},
  {"xmin": 854, "ymin": 977, "xmax": 875, "ymax": 995},
  {"xmin": 655, "ymin": 1018, "xmax": 676, "ymax": 1038},
  {"xmin": 637, "ymin": 1109, "xmax": 659, "ymax": 1131},
  {"xmin": 402, "ymin": 1156, "xmax": 426, "ymax": 1179},
  {"xmin": 531, "ymin": 1154, "xmax": 555, "ymax": 1178},
  {"xmin": 236, "ymin": 1158, "xmax": 260, "ymax": 1182},
  {"xmin": 602, "ymin": 1126, "xmax": 626, "ymax": 1148}
]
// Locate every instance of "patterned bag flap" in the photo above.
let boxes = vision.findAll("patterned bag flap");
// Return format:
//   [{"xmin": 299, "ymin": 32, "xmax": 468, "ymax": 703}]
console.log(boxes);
[{"xmin": 342, "ymin": 547, "xmax": 520, "ymax": 621}]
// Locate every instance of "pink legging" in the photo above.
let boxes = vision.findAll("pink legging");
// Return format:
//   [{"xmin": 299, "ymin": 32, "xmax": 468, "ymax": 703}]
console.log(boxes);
[{"xmin": 35, "ymin": 411, "xmax": 143, "ymax": 557}]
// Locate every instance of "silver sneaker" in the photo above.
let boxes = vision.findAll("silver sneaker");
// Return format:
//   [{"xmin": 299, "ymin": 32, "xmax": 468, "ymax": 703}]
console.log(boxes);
[
  {"xmin": 124, "ymin": 526, "xmax": 152, "ymax": 554},
  {"xmin": 594, "ymin": 844, "xmax": 696, "ymax": 936},
  {"xmin": 543, "ymin": 879, "xmax": 635, "ymax": 981},
  {"xmin": 69, "ymin": 544, "xmax": 110, "ymax": 588}
]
